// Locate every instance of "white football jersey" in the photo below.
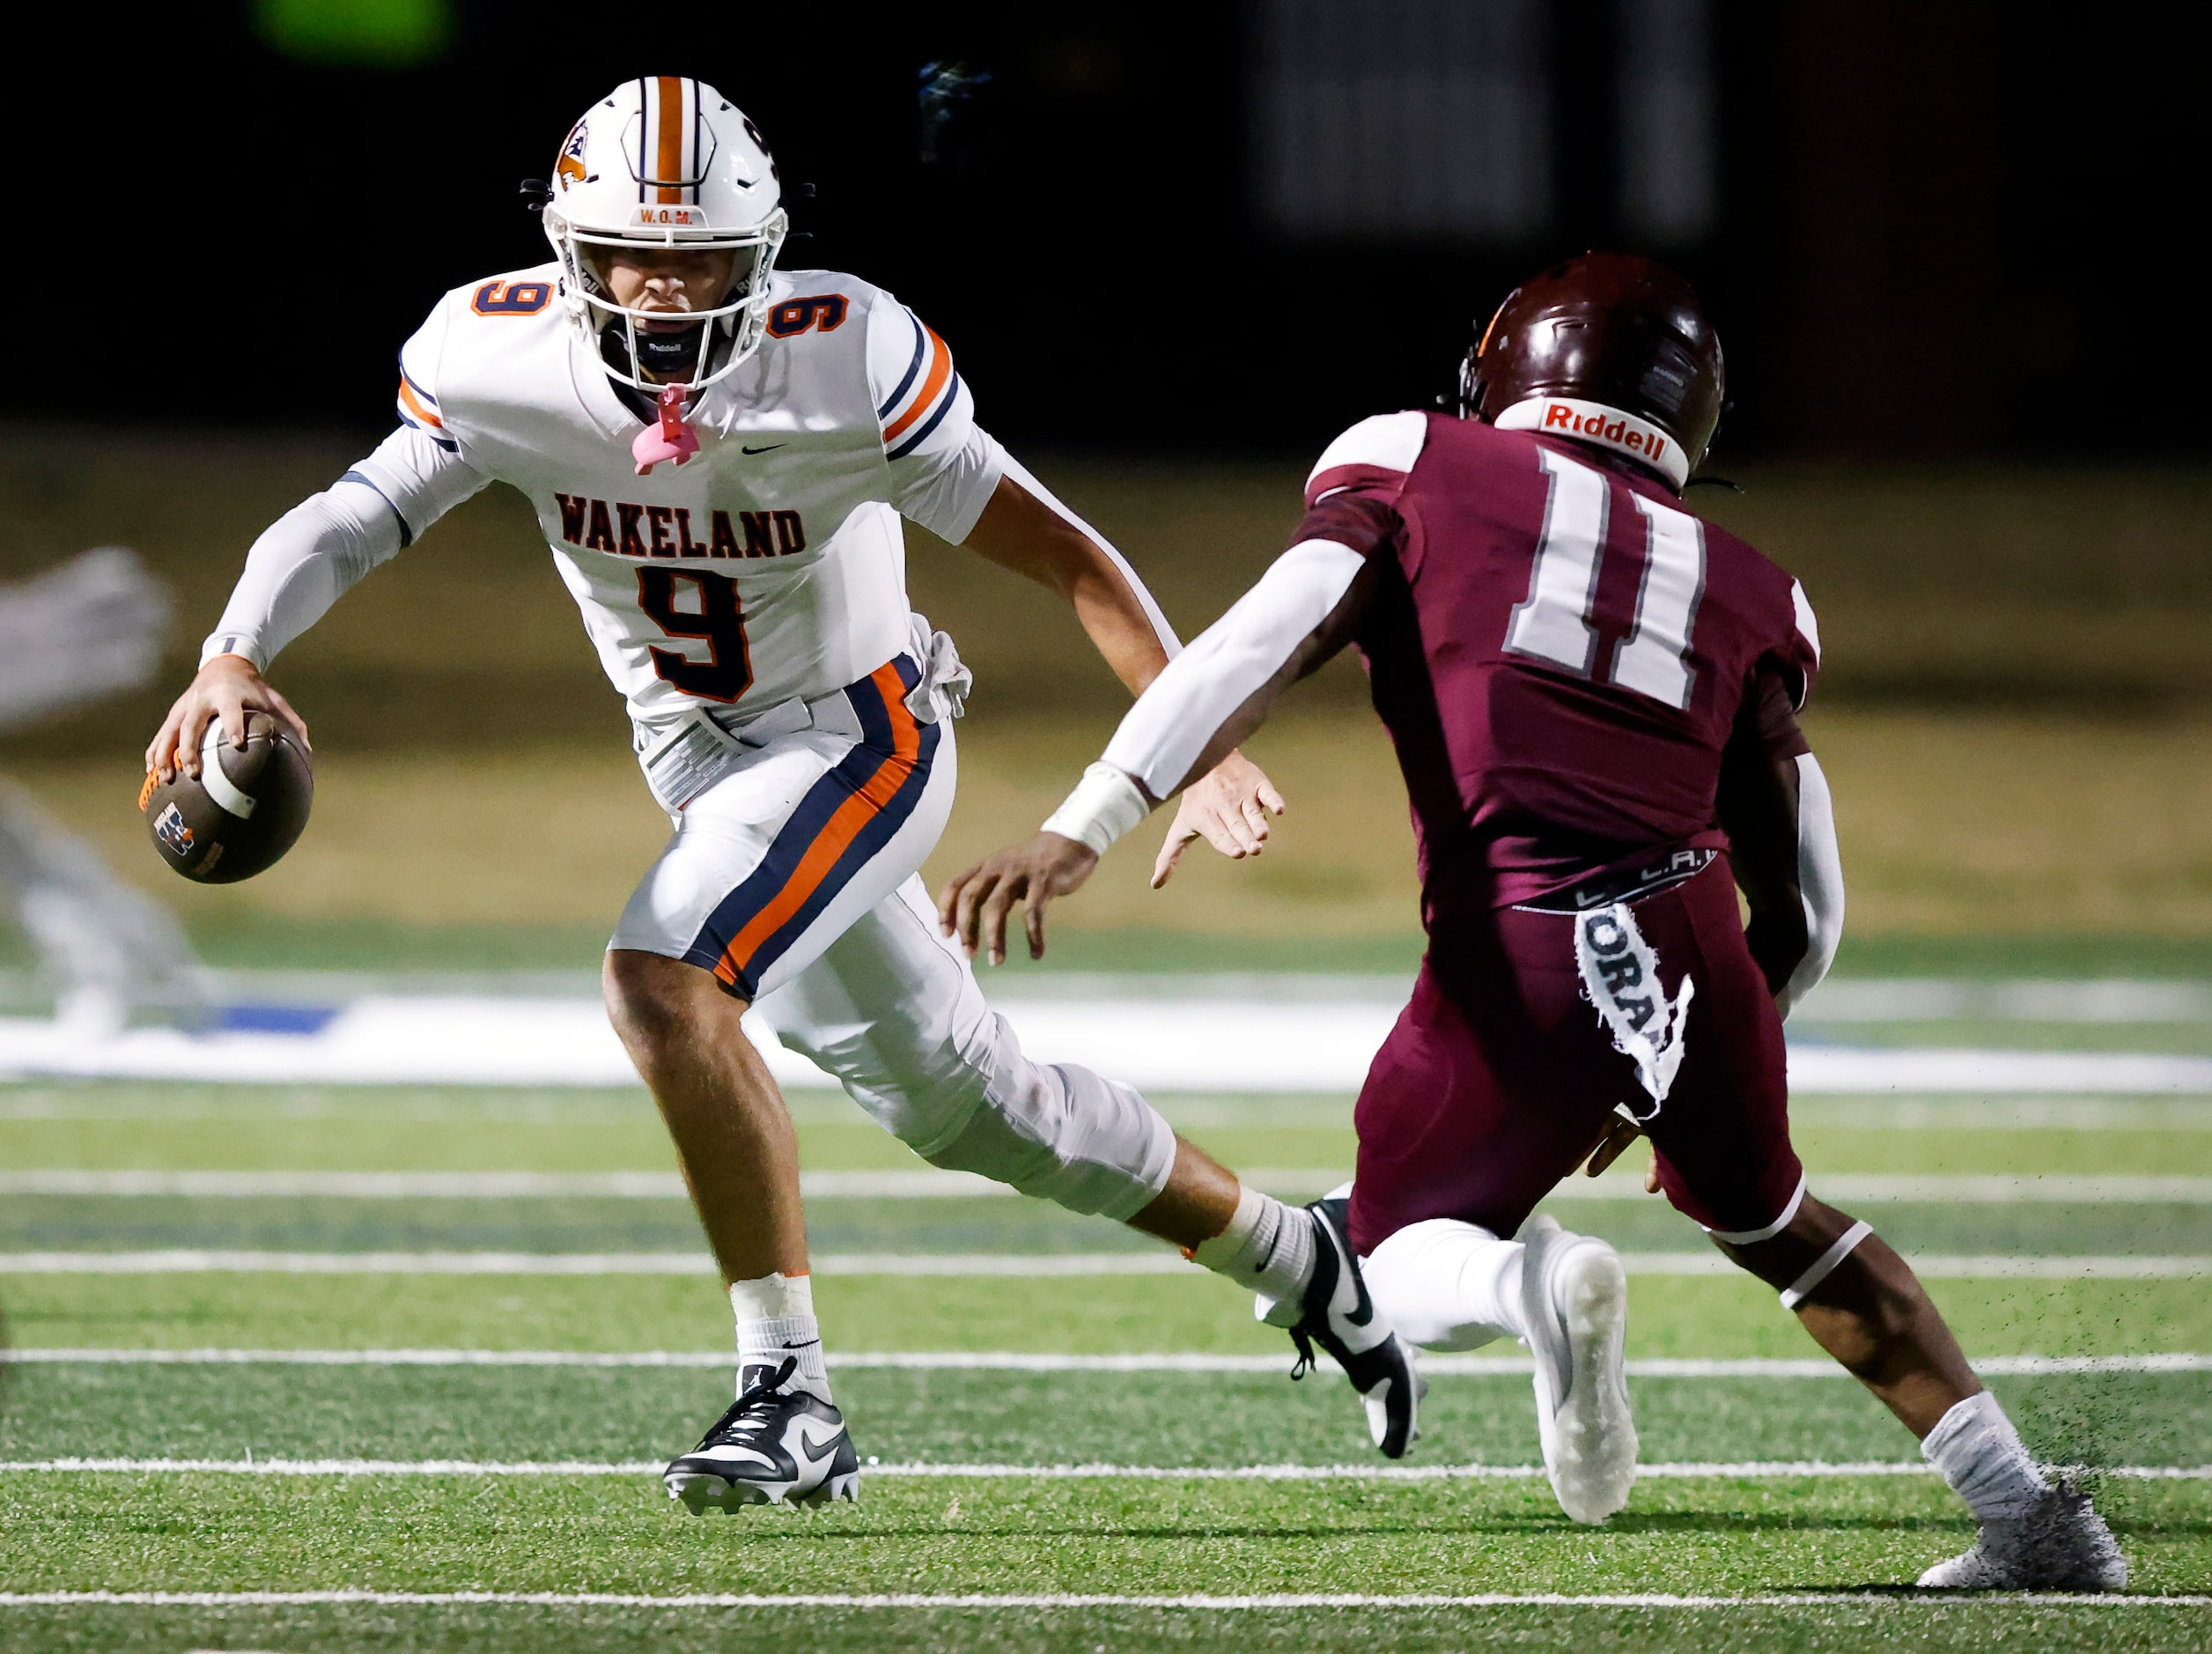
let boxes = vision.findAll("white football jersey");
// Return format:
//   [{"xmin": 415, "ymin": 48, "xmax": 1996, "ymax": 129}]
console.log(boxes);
[{"xmin": 349, "ymin": 261, "xmax": 1002, "ymax": 735}]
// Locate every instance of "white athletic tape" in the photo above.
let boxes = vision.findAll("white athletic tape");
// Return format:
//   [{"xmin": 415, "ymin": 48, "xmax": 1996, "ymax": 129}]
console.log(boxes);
[
  {"xmin": 1041, "ymin": 762, "xmax": 1151, "ymax": 857},
  {"xmin": 1704, "ymin": 1174, "xmax": 1809, "ymax": 1244},
  {"xmin": 4, "ymin": 1589, "xmax": 2209, "ymax": 1609},
  {"xmin": 1780, "ymin": 1221, "xmax": 1876, "ymax": 1311},
  {"xmin": 195, "ymin": 726, "xmax": 257, "ymax": 819}
]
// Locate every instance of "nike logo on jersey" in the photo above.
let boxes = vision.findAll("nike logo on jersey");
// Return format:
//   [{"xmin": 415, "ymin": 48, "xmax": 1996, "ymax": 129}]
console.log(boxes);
[
  {"xmin": 741, "ymin": 443, "xmax": 785, "ymax": 454},
  {"xmin": 552, "ymin": 494, "xmax": 807, "ymax": 560}
]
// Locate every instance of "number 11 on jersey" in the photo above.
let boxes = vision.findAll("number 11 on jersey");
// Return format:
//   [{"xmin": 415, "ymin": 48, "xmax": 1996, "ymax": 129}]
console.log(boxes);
[{"xmin": 1504, "ymin": 448, "xmax": 1707, "ymax": 711}]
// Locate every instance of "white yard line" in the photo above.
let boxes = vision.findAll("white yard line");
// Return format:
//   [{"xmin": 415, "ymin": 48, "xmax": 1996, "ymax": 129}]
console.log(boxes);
[
  {"xmin": 7, "ymin": 994, "xmax": 2212, "ymax": 1092},
  {"xmin": 4, "ymin": 1250, "xmax": 2208, "ymax": 1278},
  {"xmin": 12, "ymin": 1096, "xmax": 2212, "ymax": 1132},
  {"xmin": 4, "ymin": 1348, "xmax": 2204, "ymax": 1377},
  {"xmin": 2, "ymin": 1457, "xmax": 2206, "ymax": 1481},
  {"xmin": 4, "ymin": 1588, "xmax": 2209, "ymax": 1610},
  {"xmin": 11, "ymin": 1169, "xmax": 2212, "ymax": 1202}
]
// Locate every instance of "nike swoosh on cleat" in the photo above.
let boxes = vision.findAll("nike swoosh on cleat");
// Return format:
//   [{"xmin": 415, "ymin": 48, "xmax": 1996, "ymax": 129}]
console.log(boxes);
[
  {"xmin": 1341, "ymin": 1259, "xmax": 1375, "ymax": 1328},
  {"xmin": 794, "ymin": 1428, "xmax": 845, "ymax": 1467},
  {"xmin": 1317, "ymin": 1207, "xmax": 1375, "ymax": 1328},
  {"xmin": 741, "ymin": 443, "xmax": 785, "ymax": 454}
]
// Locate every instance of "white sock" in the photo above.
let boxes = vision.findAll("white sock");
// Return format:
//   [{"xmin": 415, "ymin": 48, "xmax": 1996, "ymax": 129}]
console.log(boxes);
[
  {"xmin": 731, "ymin": 1273, "xmax": 832, "ymax": 1403},
  {"xmin": 1921, "ymin": 1391, "xmax": 2050, "ymax": 1522},
  {"xmin": 1363, "ymin": 1218, "xmax": 1527, "ymax": 1350},
  {"xmin": 1189, "ymin": 1186, "xmax": 1316, "ymax": 1316}
]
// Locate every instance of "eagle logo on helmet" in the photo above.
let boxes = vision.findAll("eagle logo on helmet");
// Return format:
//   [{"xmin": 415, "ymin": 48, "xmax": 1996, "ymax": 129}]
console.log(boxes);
[{"xmin": 557, "ymin": 121, "xmax": 590, "ymax": 189}]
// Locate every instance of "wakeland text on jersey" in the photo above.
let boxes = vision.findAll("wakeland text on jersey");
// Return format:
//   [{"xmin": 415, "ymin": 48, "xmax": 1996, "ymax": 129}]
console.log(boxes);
[{"xmin": 551, "ymin": 493, "xmax": 807, "ymax": 560}]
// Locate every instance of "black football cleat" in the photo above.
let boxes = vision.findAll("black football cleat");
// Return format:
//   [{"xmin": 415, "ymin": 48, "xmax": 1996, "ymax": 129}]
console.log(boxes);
[
  {"xmin": 663, "ymin": 1355, "xmax": 860, "ymax": 1514},
  {"xmin": 1265, "ymin": 1193, "xmax": 1425, "ymax": 1458}
]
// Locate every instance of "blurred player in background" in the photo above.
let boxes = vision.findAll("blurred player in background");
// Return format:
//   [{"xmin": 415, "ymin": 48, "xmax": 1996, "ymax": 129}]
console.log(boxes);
[
  {"xmin": 142, "ymin": 78, "xmax": 1416, "ymax": 1512},
  {"xmin": 0, "ymin": 548, "xmax": 203, "ymax": 1031},
  {"xmin": 943, "ymin": 254, "xmax": 2126, "ymax": 1589}
]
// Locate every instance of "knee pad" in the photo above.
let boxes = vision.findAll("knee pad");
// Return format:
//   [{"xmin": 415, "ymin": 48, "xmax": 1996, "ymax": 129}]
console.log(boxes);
[{"xmin": 921, "ymin": 1038, "xmax": 1174, "ymax": 1221}]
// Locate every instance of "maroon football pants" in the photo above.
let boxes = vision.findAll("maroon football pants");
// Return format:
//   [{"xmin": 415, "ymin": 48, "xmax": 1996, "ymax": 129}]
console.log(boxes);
[{"xmin": 1345, "ymin": 859, "xmax": 1803, "ymax": 1256}]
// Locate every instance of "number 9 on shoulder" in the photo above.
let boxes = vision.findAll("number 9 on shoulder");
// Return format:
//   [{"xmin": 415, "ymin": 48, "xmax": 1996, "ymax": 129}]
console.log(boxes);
[{"xmin": 139, "ymin": 714, "xmax": 314, "ymax": 883}]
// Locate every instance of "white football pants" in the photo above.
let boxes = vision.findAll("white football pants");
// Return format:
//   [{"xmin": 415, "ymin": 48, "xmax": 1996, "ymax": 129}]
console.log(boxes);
[{"xmin": 615, "ymin": 703, "xmax": 1177, "ymax": 1222}]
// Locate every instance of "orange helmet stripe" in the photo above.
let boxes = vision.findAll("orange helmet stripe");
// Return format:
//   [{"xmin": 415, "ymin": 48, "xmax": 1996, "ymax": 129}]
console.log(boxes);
[{"xmin": 655, "ymin": 75, "xmax": 685, "ymax": 205}]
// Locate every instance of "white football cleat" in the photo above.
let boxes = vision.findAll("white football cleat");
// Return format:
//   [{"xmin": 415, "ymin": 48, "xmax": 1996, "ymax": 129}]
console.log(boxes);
[
  {"xmin": 663, "ymin": 1356, "xmax": 859, "ymax": 1514},
  {"xmin": 1520, "ymin": 1214, "xmax": 1636, "ymax": 1525},
  {"xmin": 1916, "ymin": 1486, "xmax": 2127, "ymax": 1591}
]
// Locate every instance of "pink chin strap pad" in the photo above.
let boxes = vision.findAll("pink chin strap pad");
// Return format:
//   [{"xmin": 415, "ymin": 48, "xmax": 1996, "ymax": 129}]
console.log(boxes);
[
  {"xmin": 631, "ymin": 424, "xmax": 699, "ymax": 475},
  {"xmin": 632, "ymin": 382, "xmax": 699, "ymax": 476}
]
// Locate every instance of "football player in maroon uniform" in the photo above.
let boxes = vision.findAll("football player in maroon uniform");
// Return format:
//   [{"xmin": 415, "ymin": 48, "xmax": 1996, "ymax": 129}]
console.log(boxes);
[{"xmin": 939, "ymin": 255, "xmax": 2124, "ymax": 1589}]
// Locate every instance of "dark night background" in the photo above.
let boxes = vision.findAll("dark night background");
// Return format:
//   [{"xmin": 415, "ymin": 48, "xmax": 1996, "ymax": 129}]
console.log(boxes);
[{"xmin": 20, "ymin": 2, "xmax": 2195, "ymax": 461}]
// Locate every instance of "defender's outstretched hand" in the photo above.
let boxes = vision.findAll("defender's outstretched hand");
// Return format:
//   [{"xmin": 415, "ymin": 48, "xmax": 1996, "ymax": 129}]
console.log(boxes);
[
  {"xmin": 939, "ymin": 833, "xmax": 1100, "ymax": 965},
  {"xmin": 1151, "ymin": 749, "xmax": 1287, "ymax": 889},
  {"xmin": 144, "ymin": 654, "xmax": 311, "ymax": 784}
]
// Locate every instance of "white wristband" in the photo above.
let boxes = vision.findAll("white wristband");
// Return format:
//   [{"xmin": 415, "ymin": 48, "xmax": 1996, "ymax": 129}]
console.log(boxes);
[{"xmin": 1041, "ymin": 762, "xmax": 1150, "ymax": 857}]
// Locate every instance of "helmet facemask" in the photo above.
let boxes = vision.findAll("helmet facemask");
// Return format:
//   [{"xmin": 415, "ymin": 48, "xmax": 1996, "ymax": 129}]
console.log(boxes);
[{"xmin": 546, "ymin": 209, "xmax": 788, "ymax": 395}]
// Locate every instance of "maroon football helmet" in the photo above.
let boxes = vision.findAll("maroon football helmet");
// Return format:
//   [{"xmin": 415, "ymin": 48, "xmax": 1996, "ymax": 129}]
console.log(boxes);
[{"xmin": 1458, "ymin": 253, "xmax": 1724, "ymax": 491}]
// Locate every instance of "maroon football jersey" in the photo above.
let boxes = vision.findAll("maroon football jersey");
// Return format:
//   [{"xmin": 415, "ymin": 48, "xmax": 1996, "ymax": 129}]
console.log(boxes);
[{"xmin": 1296, "ymin": 410, "xmax": 1820, "ymax": 915}]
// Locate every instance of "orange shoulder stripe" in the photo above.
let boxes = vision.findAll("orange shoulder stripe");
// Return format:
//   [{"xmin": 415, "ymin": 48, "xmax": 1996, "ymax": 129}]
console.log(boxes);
[
  {"xmin": 397, "ymin": 378, "xmax": 443, "ymax": 427},
  {"xmin": 881, "ymin": 329, "xmax": 952, "ymax": 445}
]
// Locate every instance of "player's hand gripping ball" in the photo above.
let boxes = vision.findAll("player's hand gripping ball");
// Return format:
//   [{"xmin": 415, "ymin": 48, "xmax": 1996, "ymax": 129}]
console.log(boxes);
[{"xmin": 139, "ymin": 713, "xmax": 313, "ymax": 882}]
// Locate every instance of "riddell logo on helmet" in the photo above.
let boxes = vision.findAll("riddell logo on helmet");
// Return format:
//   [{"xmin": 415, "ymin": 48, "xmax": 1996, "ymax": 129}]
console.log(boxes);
[
  {"xmin": 1539, "ymin": 402, "xmax": 1668, "ymax": 465},
  {"xmin": 1493, "ymin": 396, "xmax": 1688, "ymax": 487}
]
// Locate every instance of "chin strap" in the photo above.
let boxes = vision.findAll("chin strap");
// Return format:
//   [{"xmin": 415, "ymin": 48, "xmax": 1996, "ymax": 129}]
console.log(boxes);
[{"xmin": 632, "ymin": 382, "xmax": 700, "ymax": 475}]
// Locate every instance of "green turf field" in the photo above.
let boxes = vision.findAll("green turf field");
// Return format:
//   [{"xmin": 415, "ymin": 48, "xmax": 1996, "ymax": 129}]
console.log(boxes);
[
  {"xmin": 4, "ymin": 1074, "xmax": 2210, "ymax": 1650},
  {"xmin": 7, "ymin": 447, "xmax": 2212, "ymax": 1643}
]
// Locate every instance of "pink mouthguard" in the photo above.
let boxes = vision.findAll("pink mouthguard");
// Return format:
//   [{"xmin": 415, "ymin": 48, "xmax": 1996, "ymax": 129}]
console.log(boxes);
[{"xmin": 632, "ymin": 383, "xmax": 699, "ymax": 475}]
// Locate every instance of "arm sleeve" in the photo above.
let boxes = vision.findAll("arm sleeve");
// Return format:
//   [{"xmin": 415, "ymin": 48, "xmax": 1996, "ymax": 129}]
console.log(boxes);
[
  {"xmin": 1715, "ymin": 668, "xmax": 1841, "ymax": 1020},
  {"xmin": 1100, "ymin": 539, "xmax": 1367, "ymax": 798},
  {"xmin": 1782, "ymin": 751, "xmax": 1845, "ymax": 1017},
  {"xmin": 199, "ymin": 424, "xmax": 490, "ymax": 669},
  {"xmin": 1091, "ymin": 410, "xmax": 1427, "ymax": 794},
  {"xmin": 1780, "ymin": 577, "xmax": 1822, "ymax": 709}
]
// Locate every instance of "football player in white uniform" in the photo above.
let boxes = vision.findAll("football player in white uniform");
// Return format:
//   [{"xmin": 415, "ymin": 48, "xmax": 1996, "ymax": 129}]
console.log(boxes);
[{"xmin": 145, "ymin": 78, "xmax": 1419, "ymax": 1511}]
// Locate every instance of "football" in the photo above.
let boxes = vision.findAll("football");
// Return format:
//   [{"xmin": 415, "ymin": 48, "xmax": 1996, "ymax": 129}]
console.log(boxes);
[{"xmin": 139, "ymin": 713, "xmax": 313, "ymax": 883}]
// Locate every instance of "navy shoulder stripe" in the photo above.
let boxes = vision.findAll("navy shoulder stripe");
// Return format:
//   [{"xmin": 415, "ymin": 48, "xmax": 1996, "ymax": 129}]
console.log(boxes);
[
  {"xmin": 876, "ymin": 307, "xmax": 928, "ymax": 419},
  {"xmin": 886, "ymin": 370, "xmax": 961, "ymax": 461}
]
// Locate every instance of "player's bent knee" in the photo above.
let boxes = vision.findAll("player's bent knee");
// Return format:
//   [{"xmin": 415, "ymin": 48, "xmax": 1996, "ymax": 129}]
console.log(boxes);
[
  {"xmin": 1722, "ymin": 1194, "xmax": 1883, "ymax": 1310},
  {"xmin": 919, "ymin": 1100, "xmax": 1161, "ymax": 1221},
  {"xmin": 602, "ymin": 949, "xmax": 736, "ymax": 1056}
]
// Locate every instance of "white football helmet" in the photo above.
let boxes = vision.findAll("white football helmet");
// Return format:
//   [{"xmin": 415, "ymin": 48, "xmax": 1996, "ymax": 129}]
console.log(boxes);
[{"xmin": 539, "ymin": 78, "xmax": 787, "ymax": 394}]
